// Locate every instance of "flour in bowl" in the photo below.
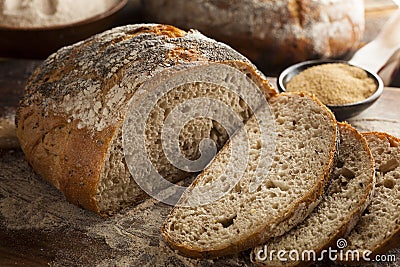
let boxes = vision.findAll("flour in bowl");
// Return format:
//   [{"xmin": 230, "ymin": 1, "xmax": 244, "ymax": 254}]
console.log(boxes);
[{"xmin": 0, "ymin": 0, "xmax": 119, "ymax": 28}]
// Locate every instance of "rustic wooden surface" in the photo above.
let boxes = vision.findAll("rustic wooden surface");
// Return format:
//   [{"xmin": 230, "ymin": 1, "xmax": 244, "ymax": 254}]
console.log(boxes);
[{"xmin": 1, "ymin": 2, "xmax": 400, "ymax": 266}]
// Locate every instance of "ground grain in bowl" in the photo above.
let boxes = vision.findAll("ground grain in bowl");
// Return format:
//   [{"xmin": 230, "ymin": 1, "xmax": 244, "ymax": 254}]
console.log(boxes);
[{"xmin": 286, "ymin": 63, "xmax": 377, "ymax": 105}]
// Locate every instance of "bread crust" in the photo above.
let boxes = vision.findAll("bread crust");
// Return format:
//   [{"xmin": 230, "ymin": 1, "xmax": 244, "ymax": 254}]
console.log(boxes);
[
  {"xmin": 16, "ymin": 24, "xmax": 276, "ymax": 215},
  {"xmin": 161, "ymin": 92, "xmax": 338, "ymax": 258},
  {"xmin": 142, "ymin": 0, "xmax": 365, "ymax": 73},
  {"xmin": 280, "ymin": 122, "xmax": 375, "ymax": 267},
  {"xmin": 356, "ymin": 132, "xmax": 400, "ymax": 262},
  {"xmin": 16, "ymin": 104, "xmax": 118, "ymax": 213},
  {"xmin": 362, "ymin": 131, "xmax": 400, "ymax": 258},
  {"xmin": 334, "ymin": 131, "xmax": 400, "ymax": 265}
]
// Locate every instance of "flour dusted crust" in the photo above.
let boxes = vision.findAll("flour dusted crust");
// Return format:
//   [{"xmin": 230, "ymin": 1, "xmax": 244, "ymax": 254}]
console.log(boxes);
[
  {"xmin": 142, "ymin": 0, "xmax": 365, "ymax": 73},
  {"xmin": 16, "ymin": 24, "xmax": 276, "ymax": 215}
]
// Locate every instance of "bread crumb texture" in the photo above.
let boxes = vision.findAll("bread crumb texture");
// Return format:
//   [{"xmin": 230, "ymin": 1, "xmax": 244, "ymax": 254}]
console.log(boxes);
[
  {"xmin": 342, "ymin": 132, "xmax": 400, "ymax": 257},
  {"xmin": 162, "ymin": 93, "xmax": 337, "ymax": 257},
  {"xmin": 252, "ymin": 122, "xmax": 375, "ymax": 266}
]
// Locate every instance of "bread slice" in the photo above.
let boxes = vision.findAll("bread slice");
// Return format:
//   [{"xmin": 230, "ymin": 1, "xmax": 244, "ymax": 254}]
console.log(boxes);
[
  {"xmin": 338, "ymin": 132, "xmax": 400, "ymax": 264},
  {"xmin": 15, "ymin": 24, "xmax": 276, "ymax": 216},
  {"xmin": 161, "ymin": 92, "xmax": 338, "ymax": 258},
  {"xmin": 251, "ymin": 122, "xmax": 375, "ymax": 267}
]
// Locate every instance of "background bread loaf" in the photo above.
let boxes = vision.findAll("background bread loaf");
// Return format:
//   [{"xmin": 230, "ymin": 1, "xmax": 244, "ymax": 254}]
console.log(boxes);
[
  {"xmin": 142, "ymin": 0, "xmax": 365, "ymax": 75},
  {"xmin": 16, "ymin": 24, "xmax": 276, "ymax": 215}
]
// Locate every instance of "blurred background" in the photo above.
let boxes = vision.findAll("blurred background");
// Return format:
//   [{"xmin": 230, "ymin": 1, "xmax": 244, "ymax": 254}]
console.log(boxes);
[{"xmin": 0, "ymin": 0, "xmax": 399, "ymax": 84}]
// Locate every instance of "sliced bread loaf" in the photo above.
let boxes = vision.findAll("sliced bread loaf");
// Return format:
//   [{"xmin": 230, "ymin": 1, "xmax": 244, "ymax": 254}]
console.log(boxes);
[
  {"xmin": 251, "ymin": 122, "xmax": 375, "ymax": 266},
  {"xmin": 15, "ymin": 24, "xmax": 276, "ymax": 215},
  {"xmin": 338, "ymin": 132, "xmax": 400, "ymax": 264},
  {"xmin": 161, "ymin": 92, "xmax": 338, "ymax": 258}
]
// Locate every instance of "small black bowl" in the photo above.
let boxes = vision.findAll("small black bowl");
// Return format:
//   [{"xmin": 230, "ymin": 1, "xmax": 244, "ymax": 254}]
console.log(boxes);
[{"xmin": 277, "ymin": 59, "xmax": 384, "ymax": 121}]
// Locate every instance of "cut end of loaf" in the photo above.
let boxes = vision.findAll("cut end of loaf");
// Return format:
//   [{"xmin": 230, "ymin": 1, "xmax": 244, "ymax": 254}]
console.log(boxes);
[{"xmin": 95, "ymin": 61, "xmax": 275, "ymax": 215}]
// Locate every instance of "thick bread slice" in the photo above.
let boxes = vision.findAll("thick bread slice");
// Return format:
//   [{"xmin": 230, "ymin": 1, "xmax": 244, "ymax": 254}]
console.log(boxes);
[
  {"xmin": 251, "ymin": 122, "xmax": 375, "ymax": 267},
  {"xmin": 339, "ymin": 132, "xmax": 400, "ymax": 264},
  {"xmin": 161, "ymin": 92, "xmax": 338, "ymax": 258},
  {"xmin": 15, "ymin": 24, "xmax": 276, "ymax": 215}
]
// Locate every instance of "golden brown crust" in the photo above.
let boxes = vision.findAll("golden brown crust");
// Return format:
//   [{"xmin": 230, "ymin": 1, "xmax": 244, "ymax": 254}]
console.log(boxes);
[
  {"xmin": 362, "ymin": 131, "xmax": 400, "ymax": 144},
  {"xmin": 16, "ymin": 104, "xmax": 117, "ymax": 213},
  {"xmin": 161, "ymin": 92, "xmax": 338, "ymax": 258}
]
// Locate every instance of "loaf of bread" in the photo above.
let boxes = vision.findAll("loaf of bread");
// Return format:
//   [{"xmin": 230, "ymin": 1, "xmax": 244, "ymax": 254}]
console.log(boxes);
[
  {"xmin": 161, "ymin": 92, "xmax": 338, "ymax": 258},
  {"xmin": 142, "ymin": 0, "xmax": 365, "ymax": 74},
  {"xmin": 339, "ymin": 132, "xmax": 400, "ymax": 264},
  {"xmin": 251, "ymin": 122, "xmax": 375, "ymax": 266},
  {"xmin": 16, "ymin": 24, "xmax": 276, "ymax": 216}
]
